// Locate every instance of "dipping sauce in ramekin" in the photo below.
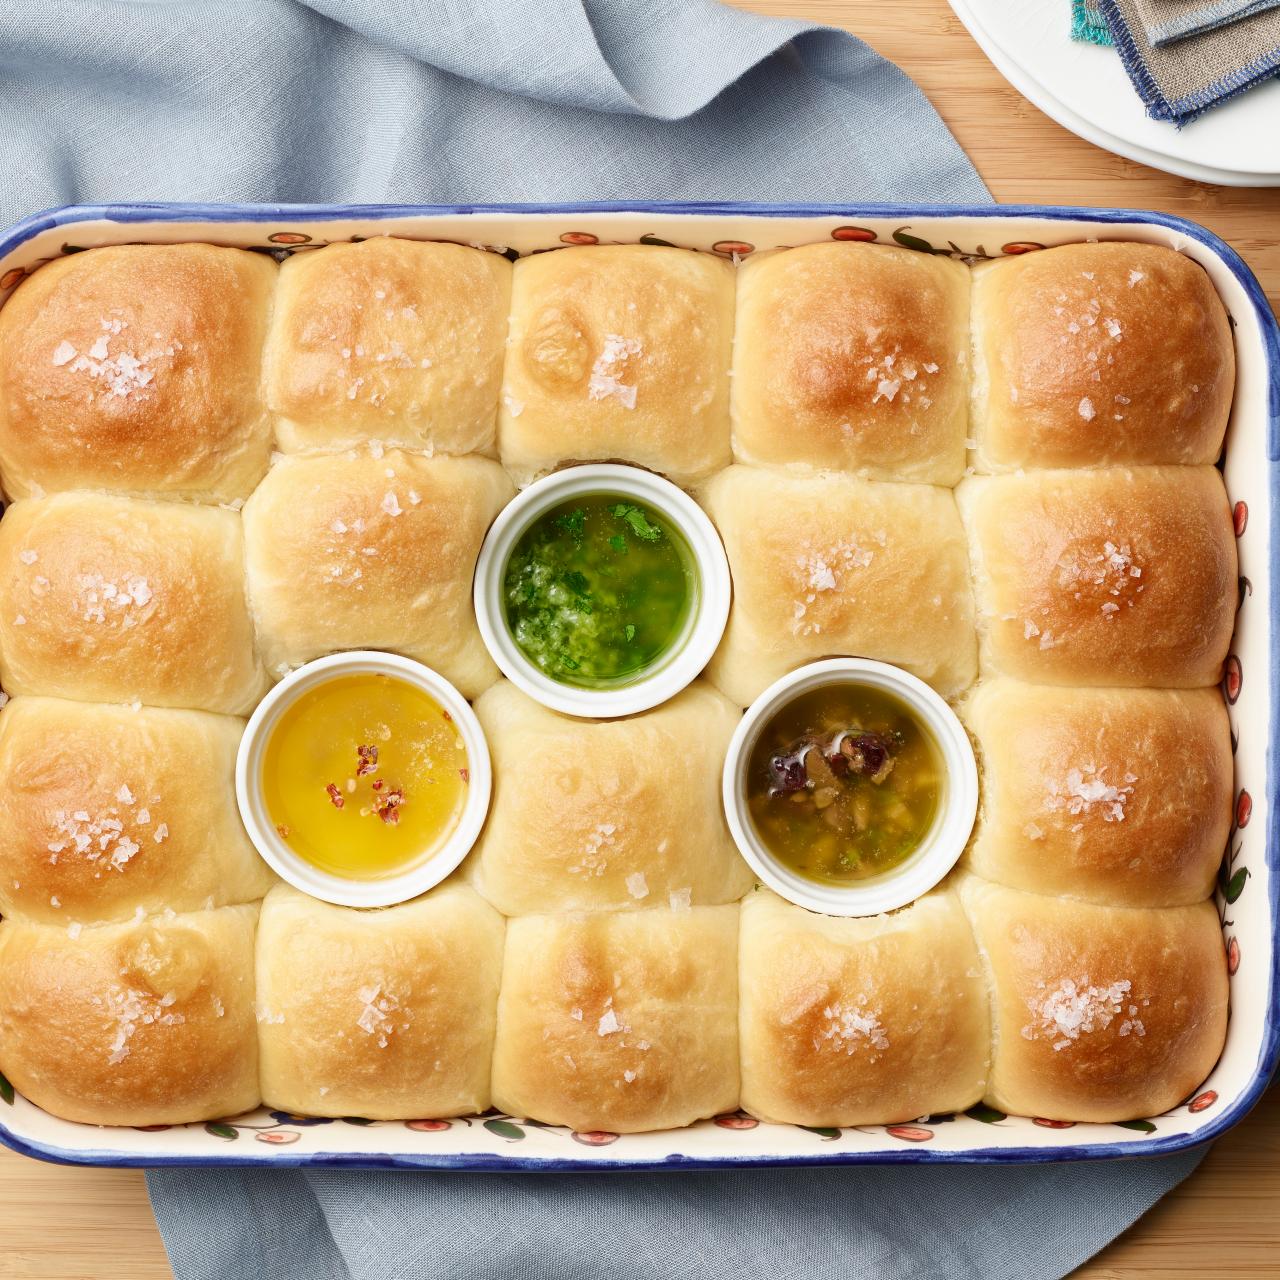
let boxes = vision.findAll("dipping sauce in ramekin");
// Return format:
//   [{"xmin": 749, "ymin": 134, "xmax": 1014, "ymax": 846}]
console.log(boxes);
[
  {"xmin": 474, "ymin": 464, "xmax": 729, "ymax": 718},
  {"xmin": 723, "ymin": 658, "xmax": 977, "ymax": 917},
  {"xmin": 237, "ymin": 652, "xmax": 491, "ymax": 907}
]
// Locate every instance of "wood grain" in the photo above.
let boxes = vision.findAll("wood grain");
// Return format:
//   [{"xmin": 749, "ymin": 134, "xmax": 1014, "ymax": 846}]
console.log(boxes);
[{"xmin": 1, "ymin": 2, "xmax": 1277, "ymax": 1276}]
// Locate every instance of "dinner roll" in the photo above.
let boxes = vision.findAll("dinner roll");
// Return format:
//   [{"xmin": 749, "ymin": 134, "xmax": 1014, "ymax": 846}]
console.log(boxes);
[
  {"xmin": 962, "ymin": 681, "xmax": 1231, "ymax": 907},
  {"xmin": 256, "ymin": 883, "xmax": 504, "ymax": 1120},
  {"xmin": 0, "ymin": 492, "xmax": 266, "ymax": 713},
  {"xmin": 467, "ymin": 681, "xmax": 752, "ymax": 915},
  {"xmin": 0, "ymin": 244, "xmax": 276, "ymax": 502},
  {"xmin": 491, "ymin": 905, "xmax": 739, "ymax": 1132},
  {"xmin": 957, "ymin": 466, "xmax": 1235, "ymax": 688},
  {"xmin": 266, "ymin": 237, "xmax": 512, "ymax": 455},
  {"xmin": 701, "ymin": 466, "xmax": 976, "ymax": 707},
  {"xmin": 0, "ymin": 903, "xmax": 259, "ymax": 1126},
  {"xmin": 959, "ymin": 877, "xmax": 1227, "ymax": 1121},
  {"xmin": 499, "ymin": 245, "xmax": 734, "ymax": 485},
  {"xmin": 243, "ymin": 451, "xmax": 512, "ymax": 695},
  {"xmin": 739, "ymin": 889, "xmax": 988, "ymax": 1127},
  {"xmin": 732, "ymin": 243, "xmax": 970, "ymax": 484},
  {"xmin": 0, "ymin": 696, "xmax": 273, "ymax": 927},
  {"xmin": 971, "ymin": 242, "xmax": 1233, "ymax": 471}
]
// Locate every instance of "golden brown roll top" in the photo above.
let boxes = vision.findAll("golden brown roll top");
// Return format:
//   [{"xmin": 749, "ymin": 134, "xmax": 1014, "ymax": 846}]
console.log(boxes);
[
  {"xmin": 962, "ymin": 681, "xmax": 1231, "ymax": 907},
  {"xmin": 970, "ymin": 242, "xmax": 1234, "ymax": 471},
  {"xmin": 0, "ymin": 244, "xmax": 276, "ymax": 502},
  {"xmin": 491, "ymin": 905, "xmax": 739, "ymax": 1133},
  {"xmin": 0, "ymin": 903, "xmax": 259, "ymax": 1126},
  {"xmin": 701, "ymin": 465, "xmax": 976, "ymax": 706},
  {"xmin": 732, "ymin": 243, "xmax": 970, "ymax": 484},
  {"xmin": 467, "ymin": 681, "xmax": 752, "ymax": 915},
  {"xmin": 265, "ymin": 237, "xmax": 513, "ymax": 455},
  {"xmin": 0, "ymin": 696, "xmax": 274, "ymax": 926},
  {"xmin": 960, "ymin": 876, "xmax": 1227, "ymax": 1121},
  {"xmin": 499, "ymin": 245, "xmax": 735, "ymax": 485},
  {"xmin": 957, "ymin": 466, "xmax": 1236, "ymax": 688},
  {"xmin": 0, "ymin": 492, "xmax": 266, "ymax": 713},
  {"xmin": 242, "ymin": 451, "xmax": 513, "ymax": 695},
  {"xmin": 739, "ymin": 889, "xmax": 989, "ymax": 1127},
  {"xmin": 256, "ymin": 883, "xmax": 505, "ymax": 1120}
]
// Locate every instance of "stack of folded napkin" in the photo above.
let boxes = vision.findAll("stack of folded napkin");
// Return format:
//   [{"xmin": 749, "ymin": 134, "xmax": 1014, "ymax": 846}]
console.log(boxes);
[{"xmin": 1077, "ymin": 0, "xmax": 1280, "ymax": 122}]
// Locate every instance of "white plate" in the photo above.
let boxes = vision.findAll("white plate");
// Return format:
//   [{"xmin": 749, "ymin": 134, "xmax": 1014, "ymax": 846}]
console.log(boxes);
[{"xmin": 949, "ymin": 0, "xmax": 1280, "ymax": 185}]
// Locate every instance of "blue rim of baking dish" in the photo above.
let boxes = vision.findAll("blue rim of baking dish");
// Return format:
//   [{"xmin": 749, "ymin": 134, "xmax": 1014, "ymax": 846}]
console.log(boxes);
[{"xmin": 0, "ymin": 200, "xmax": 1274, "ymax": 1170}]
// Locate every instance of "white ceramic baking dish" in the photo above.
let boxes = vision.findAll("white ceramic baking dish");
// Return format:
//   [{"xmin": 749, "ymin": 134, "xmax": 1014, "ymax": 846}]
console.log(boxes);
[{"xmin": 0, "ymin": 202, "xmax": 1273, "ymax": 1170}]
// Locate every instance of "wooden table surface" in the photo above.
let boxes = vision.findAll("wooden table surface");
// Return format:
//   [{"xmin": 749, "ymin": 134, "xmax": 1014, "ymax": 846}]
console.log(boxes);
[{"xmin": 2, "ymin": 2, "xmax": 1278, "ymax": 1276}]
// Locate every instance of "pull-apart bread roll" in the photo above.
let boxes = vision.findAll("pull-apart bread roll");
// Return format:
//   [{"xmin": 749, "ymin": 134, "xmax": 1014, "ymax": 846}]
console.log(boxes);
[
  {"xmin": 0, "ymin": 244, "xmax": 276, "ymax": 502},
  {"xmin": 739, "ymin": 890, "xmax": 988, "ymax": 1127},
  {"xmin": 499, "ymin": 245, "xmax": 734, "ymax": 485},
  {"xmin": 265, "ymin": 237, "xmax": 512, "ymax": 455},
  {"xmin": 970, "ymin": 242, "xmax": 1233, "ymax": 471},
  {"xmin": 702, "ymin": 466, "xmax": 976, "ymax": 707},
  {"xmin": 256, "ymin": 884, "xmax": 504, "ymax": 1120},
  {"xmin": 0, "ymin": 903, "xmax": 259, "ymax": 1126},
  {"xmin": 0, "ymin": 492, "xmax": 266, "ymax": 713},
  {"xmin": 960, "ymin": 877, "xmax": 1227, "ymax": 1121},
  {"xmin": 468, "ymin": 681, "xmax": 752, "ymax": 914},
  {"xmin": 732, "ymin": 243, "xmax": 970, "ymax": 484},
  {"xmin": 957, "ymin": 466, "xmax": 1235, "ymax": 688},
  {"xmin": 243, "ymin": 451, "xmax": 512, "ymax": 694},
  {"xmin": 0, "ymin": 696, "xmax": 272, "ymax": 926},
  {"xmin": 962, "ymin": 681, "xmax": 1231, "ymax": 907},
  {"xmin": 492, "ymin": 906, "xmax": 739, "ymax": 1132}
]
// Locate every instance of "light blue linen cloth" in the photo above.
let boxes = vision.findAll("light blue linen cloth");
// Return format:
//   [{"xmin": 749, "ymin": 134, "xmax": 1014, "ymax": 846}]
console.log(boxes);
[{"xmin": 0, "ymin": 2, "xmax": 1205, "ymax": 1276}]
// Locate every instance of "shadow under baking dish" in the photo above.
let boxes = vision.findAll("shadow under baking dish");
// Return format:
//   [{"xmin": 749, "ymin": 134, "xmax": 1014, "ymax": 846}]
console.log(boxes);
[{"xmin": 0, "ymin": 200, "xmax": 1275, "ymax": 1172}]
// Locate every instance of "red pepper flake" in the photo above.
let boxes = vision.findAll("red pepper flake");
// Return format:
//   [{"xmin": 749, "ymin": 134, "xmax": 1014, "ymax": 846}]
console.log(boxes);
[
  {"xmin": 325, "ymin": 782, "xmax": 345, "ymax": 809},
  {"xmin": 356, "ymin": 744, "xmax": 378, "ymax": 776},
  {"xmin": 459, "ymin": 768, "xmax": 469, "ymax": 783},
  {"xmin": 276, "ymin": 823, "xmax": 291, "ymax": 839},
  {"xmin": 371, "ymin": 778, "xmax": 384, "ymax": 791},
  {"xmin": 373, "ymin": 785, "xmax": 405, "ymax": 824},
  {"xmin": 441, "ymin": 709, "xmax": 452, "ymax": 722}
]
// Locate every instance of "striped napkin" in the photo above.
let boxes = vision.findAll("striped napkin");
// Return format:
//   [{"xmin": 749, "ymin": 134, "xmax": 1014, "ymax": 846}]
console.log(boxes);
[
  {"xmin": 1073, "ymin": 0, "xmax": 1280, "ymax": 122},
  {"xmin": 1099, "ymin": 0, "xmax": 1280, "ymax": 122},
  {"xmin": 1134, "ymin": 0, "xmax": 1280, "ymax": 44}
]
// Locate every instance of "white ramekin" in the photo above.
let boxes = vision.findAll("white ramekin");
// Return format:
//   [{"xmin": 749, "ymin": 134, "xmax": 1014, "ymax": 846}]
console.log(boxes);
[
  {"xmin": 473, "ymin": 464, "xmax": 730, "ymax": 718},
  {"xmin": 235, "ymin": 651, "xmax": 492, "ymax": 908},
  {"xmin": 722, "ymin": 658, "xmax": 978, "ymax": 917}
]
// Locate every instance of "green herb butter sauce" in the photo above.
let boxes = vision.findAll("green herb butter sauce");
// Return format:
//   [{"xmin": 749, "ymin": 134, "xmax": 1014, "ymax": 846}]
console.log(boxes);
[{"xmin": 502, "ymin": 494, "xmax": 695, "ymax": 687}]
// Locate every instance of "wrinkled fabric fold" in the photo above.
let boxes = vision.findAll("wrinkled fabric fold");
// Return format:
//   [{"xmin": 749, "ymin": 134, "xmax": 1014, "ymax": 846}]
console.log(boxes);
[{"xmin": 0, "ymin": 0, "xmax": 990, "ymax": 217}]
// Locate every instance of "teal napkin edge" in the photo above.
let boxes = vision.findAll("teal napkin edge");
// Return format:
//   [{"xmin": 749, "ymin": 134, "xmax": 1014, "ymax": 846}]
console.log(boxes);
[{"xmin": 1073, "ymin": 0, "xmax": 1117, "ymax": 44}]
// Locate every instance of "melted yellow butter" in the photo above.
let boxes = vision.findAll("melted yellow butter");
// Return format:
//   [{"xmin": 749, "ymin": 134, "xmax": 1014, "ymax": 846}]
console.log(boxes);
[{"xmin": 262, "ymin": 673, "xmax": 469, "ymax": 881}]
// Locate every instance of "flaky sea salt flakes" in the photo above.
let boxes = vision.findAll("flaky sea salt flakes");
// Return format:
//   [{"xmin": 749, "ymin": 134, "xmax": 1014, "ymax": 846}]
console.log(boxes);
[
  {"xmin": 625, "ymin": 872, "xmax": 649, "ymax": 900},
  {"xmin": 587, "ymin": 335, "xmax": 642, "ymax": 409},
  {"xmin": 1078, "ymin": 397, "xmax": 1096, "ymax": 422},
  {"xmin": 1022, "ymin": 976, "xmax": 1133, "ymax": 1051},
  {"xmin": 1046, "ymin": 764, "xmax": 1136, "ymax": 824},
  {"xmin": 1128, "ymin": 270, "xmax": 1145, "ymax": 287},
  {"xmin": 18, "ymin": 549, "xmax": 37, "ymax": 565},
  {"xmin": 51, "ymin": 340, "xmax": 77, "ymax": 367},
  {"xmin": 153, "ymin": 823, "xmax": 169, "ymax": 843},
  {"xmin": 814, "ymin": 999, "xmax": 889, "ymax": 1055},
  {"xmin": 668, "ymin": 887, "xmax": 692, "ymax": 911},
  {"xmin": 597, "ymin": 1008, "xmax": 622, "ymax": 1036},
  {"xmin": 381, "ymin": 491, "xmax": 402, "ymax": 518},
  {"xmin": 502, "ymin": 391, "xmax": 525, "ymax": 418}
]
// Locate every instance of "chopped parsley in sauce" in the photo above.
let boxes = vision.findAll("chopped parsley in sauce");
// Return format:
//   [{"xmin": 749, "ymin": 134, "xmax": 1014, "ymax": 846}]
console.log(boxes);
[{"xmin": 503, "ymin": 494, "xmax": 694, "ymax": 686}]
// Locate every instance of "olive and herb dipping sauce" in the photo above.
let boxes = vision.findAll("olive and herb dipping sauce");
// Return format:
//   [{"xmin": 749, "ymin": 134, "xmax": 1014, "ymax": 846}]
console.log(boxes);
[
  {"xmin": 746, "ymin": 683, "xmax": 941, "ymax": 885},
  {"xmin": 502, "ymin": 493, "xmax": 695, "ymax": 686}
]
